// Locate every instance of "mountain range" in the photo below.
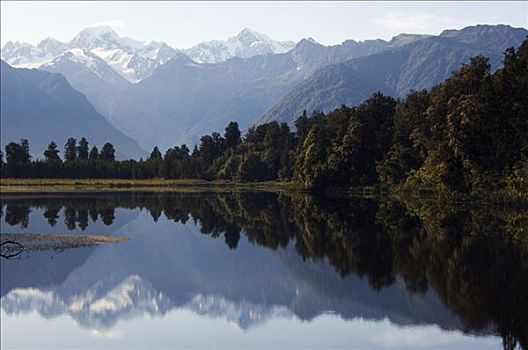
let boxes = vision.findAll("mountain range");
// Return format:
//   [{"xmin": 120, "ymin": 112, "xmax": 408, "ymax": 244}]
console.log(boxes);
[
  {"xmin": 257, "ymin": 24, "xmax": 528, "ymax": 125},
  {"xmin": 1, "ymin": 26, "xmax": 296, "ymax": 83},
  {"xmin": 1, "ymin": 24, "xmax": 526, "ymax": 154}
]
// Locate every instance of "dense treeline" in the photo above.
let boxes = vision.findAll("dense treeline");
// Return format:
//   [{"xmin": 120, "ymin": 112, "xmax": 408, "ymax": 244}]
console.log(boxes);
[
  {"xmin": 2, "ymin": 41, "xmax": 527, "ymax": 196},
  {"xmin": 292, "ymin": 40, "xmax": 527, "ymax": 195},
  {"xmin": 0, "ymin": 121, "xmax": 295, "ymax": 181},
  {"xmin": 2, "ymin": 192, "xmax": 527, "ymax": 348}
]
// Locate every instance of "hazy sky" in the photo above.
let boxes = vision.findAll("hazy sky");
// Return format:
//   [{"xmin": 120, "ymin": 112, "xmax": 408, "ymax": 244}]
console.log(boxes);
[{"xmin": 1, "ymin": 1, "xmax": 527, "ymax": 48}]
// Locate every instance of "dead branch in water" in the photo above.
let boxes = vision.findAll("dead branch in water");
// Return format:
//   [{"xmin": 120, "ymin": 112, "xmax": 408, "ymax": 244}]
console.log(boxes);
[{"xmin": 0, "ymin": 240, "xmax": 24, "ymax": 259}]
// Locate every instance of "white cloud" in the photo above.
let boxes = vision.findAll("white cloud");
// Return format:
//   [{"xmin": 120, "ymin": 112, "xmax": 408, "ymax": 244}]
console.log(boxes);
[
  {"xmin": 376, "ymin": 329, "xmax": 446, "ymax": 348},
  {"xmin": 82, "ymin": 20, "xmax": 126, "ymax": 30},
  {"xmin": 371, "ymin": 325, "xmax": 491, "ymax": 349},
  {"xmin": 375, "ymin": 12, "xmax": 460, "ymax": 33}
]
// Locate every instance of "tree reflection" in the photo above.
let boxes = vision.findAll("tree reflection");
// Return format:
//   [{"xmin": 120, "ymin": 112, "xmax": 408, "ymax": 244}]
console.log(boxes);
[
  {"xmin": 64, "ymin": 207, "xmax": 77, "ymax": 230},
  {"xmin": 43, "ymin": 206, "xmax": 60, "ymax": 227},
  {"xmin": 3, "ymin": 204, "xmax": 30, "ymax": 228},
  {"xmin": 1, "ymin": 192, "xmax": 526, "ymax": 348}
]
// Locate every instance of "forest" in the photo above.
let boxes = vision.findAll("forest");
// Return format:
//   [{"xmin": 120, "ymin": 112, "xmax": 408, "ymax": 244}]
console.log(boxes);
[{"xmin": 1, "ymin": 40, "xmax": 527, "ymax": 197}]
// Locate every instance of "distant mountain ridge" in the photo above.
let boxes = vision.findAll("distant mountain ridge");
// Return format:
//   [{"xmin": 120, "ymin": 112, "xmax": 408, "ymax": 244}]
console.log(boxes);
[
  {"xmin": 39, "ymin": 48, "xmax": 132, "ymax": 121},
  {"xmin": 257, "ymin": 24, "xmax": 528, "ymax": 125},
  {"xmin": 0, "ymin": 60, "xmax": 146, "ymax": 159},
  {"xmin": 1, "ymin": 25, "xmax": 177, "ymax": 83},
  {"xmin": 1, "ymin": 26, "xmax": 305, "ymax": 132},
  {"xmin": 1, "ymin": 26, "xmax": 297, "ymax": 83},
  {"xmin": 183, "ymin": 28, "xmax": 296, "ymax": 63}
]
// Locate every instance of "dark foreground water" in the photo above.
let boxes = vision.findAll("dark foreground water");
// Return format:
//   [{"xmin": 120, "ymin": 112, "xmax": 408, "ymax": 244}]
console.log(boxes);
[{"xmin": 1, "ymin": 191, "xmax": 526, "ymax": 349}]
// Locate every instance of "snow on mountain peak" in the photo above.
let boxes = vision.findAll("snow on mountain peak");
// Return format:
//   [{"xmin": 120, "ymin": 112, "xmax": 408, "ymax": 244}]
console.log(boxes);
[
  {"xmin": 184, "ymin": 28, "xmax": 295, "ymax": 64},
  {"xmin": 37, "ymin": 37, "xmax": 66, "ymax": 50},
  {"xmin": 0, "ymin": 25, "xmax": 182, "ymax": 83},
  {"xmin": 1, "ymin": 27, "xmax": 295, "ymax": 81},
  {"xmin": 1, "ymin": 276, "xmax": 172, "ymax": 331},
  {"xmin": 70, "ymin": 25, "xmax": 126, "ymax": 50},
  {"xmin": 75, "ymin": 25, "xmax": 119, "ymax": 40},
  {"xmin": 0, "ymin": 41, "xmax": 54, "ymax": 68},
  {"xmin": 68, "ymin": 27, "xmax": 180, "ymax": 82},
  {"xmin": 235, "ymin": 27, "xmax": 267, "ymax": 45}
]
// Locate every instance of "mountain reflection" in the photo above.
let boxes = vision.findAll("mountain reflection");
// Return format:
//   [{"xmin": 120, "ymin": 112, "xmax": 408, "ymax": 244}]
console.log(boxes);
[{"xmin": 1, "ymin": 192, "xmax": 526, "ymax": 349}]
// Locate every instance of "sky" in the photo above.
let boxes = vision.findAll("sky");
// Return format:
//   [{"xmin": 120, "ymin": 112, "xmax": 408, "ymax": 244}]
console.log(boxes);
[{"xmin": 1, "ymin": 1, "xmax": 527, "ymax": 48}]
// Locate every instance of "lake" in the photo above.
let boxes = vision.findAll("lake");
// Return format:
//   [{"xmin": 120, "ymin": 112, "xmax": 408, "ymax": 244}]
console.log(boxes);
[{"xmin": 1, "ymin": 191, "xmax": 526, "ymax": 349}]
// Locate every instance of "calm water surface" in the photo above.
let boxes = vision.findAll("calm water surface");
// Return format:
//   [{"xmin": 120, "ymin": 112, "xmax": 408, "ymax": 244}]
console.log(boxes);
[{"xmin": 1, "ymin": 192, "xmax": 526, "ymax": 349}]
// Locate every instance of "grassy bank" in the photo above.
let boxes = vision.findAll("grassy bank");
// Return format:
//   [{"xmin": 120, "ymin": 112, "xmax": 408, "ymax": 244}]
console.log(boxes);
[
  {"xmin": 0, "ymin": 178, "xmax": 303, "ymax": 193},
  {"xmin": 2, "ymin": 178, "xmax": 526, "ymax": 207}
]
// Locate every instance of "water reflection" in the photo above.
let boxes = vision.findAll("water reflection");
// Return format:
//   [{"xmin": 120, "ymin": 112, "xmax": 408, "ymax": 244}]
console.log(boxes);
[{"xmin": 1, "ymin": 192, "xmax": 526, "ymax": 349}]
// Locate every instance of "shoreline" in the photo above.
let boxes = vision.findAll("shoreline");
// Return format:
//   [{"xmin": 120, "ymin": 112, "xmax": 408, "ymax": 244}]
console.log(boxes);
[
  {"xmin": 0, "ymin": 178, "xmax": 303, "ymax": 193},
  {"xmin": 1, "ymin": 178, "xmax": 527, "ymax": 206}
]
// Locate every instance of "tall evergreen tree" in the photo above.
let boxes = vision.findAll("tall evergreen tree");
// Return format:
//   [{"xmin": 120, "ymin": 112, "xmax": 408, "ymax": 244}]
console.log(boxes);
[
  {"xmin": 212, "ymin": 132, "xmax": 226, "ymax": 154},
  {"xmin": 294, "ymin": 122, "xmax": 329, "ymax": 188},
  {"xmin": 198, "ymin": 135, "xmax": 217, "ymax": 164},
  {"xmin": 5, "ymin": 139, "xmax": 31, "ymax": 166},
  {"xmin": 78, "ymin": 137, "xmax": 89, "ymax": 160},
  {"xmin": 44, "ymin": 141, "xmax": 61, "ymax": 163},
  {"xmin": 149, "ymin": 146, "xmax": 162, "ymax": 160},
  {"xmin": 64, "ymin": 137, "xmax": 77, "ymax": 162},
  {"xmin": 377, "ymin": 90, "xmax": 430, "ymax": 185},
  {"xmin": 294, "ymin": 110, "xmax": 310, "ymax": 146},
  {"xmin": 180, "ymin": 144, "xmax": 190, "ymax": 155},
  {"xmin": 224, "ymin": 121, "xmax": 241, "ymax": 149},
  {"xmin": 89, "ymin": 146, "xmax": 99, "ymax": 161},
  {"xmin": 100, "ymin": 143, "xmax": 115, "ymax": 161}
]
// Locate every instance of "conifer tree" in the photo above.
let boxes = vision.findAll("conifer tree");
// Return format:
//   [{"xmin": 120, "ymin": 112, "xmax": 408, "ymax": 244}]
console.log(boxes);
[
  {"xmin": 149, "ymin": 146, "xmax": 162, "ymax": 160},
  {"xmin": 100, "ymin": 143, "xmax": 115, "ymax": 161},
  {"xmin": 78, "ymin": 137, "xmax": 89, "ymax": 160},
  {"xmin": 89, "ymin": 146, "xmax": 99, "ymax": 161},
  {"xmin": 224, "ymin": 121, "xmax": 241, "ymax": 149},
  {"xmin": 64, "ymin": 137, "xmax": 77, "ymax": 162},
  {"xmin": 5, "ymin": 139, "xmax": 31, "ymax": 166},
  {"xmin": 44, "ymin": 141, "xmax": 61, "ymax": 163}
]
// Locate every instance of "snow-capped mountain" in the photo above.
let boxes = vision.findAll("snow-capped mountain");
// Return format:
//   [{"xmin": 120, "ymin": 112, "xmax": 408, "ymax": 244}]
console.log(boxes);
[
  {"xmin": 184, "ymin": 28, "xmax": 296, "ymax": 63},
  {"xmin": 1, "ymin": 25, "xmax": 178, "ymax": 83},
  {"xmin": 1, "ymin": 283, "xmax": 291, "ymax": 332},
  {"xmin": 71, "ymin": 25, "xmax": 178, "ymax": 82},
  {"xmin": 1, "ymin": 276, "xmax": 173, "ymax": 331},
  {"xmin": 1, "ymin": 41, "xmax": 57, "ymax": 68},
  {"xmin": 41, "ymin": 48, "xmax": 125, "ymax": 83},
  {"xmin": 0, "ymin": 26, "xmax": 295, "ymax": 83}
]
